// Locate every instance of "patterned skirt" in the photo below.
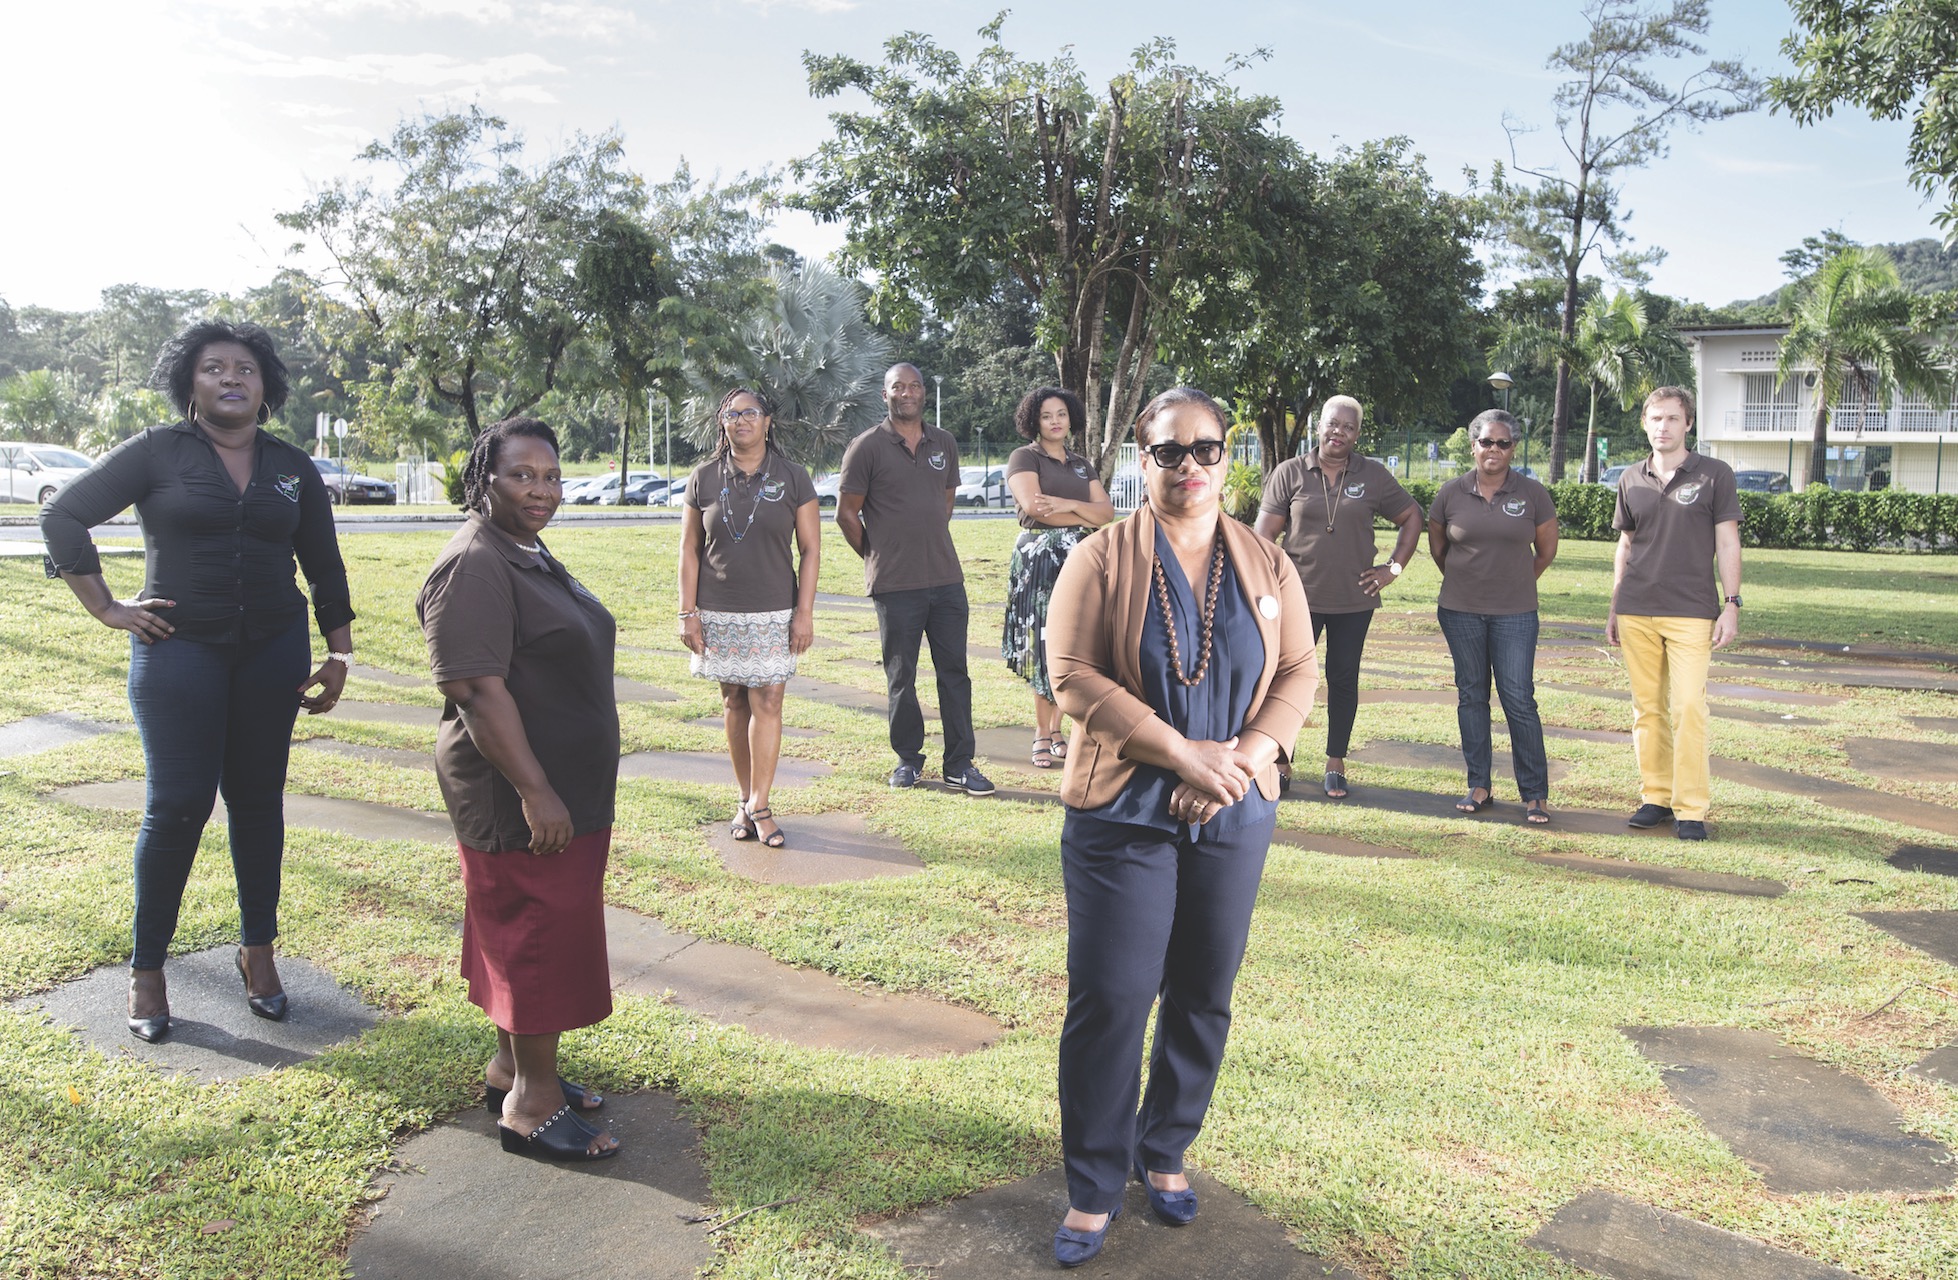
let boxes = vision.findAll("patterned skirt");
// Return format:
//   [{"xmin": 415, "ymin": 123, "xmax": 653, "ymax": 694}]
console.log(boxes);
[
  {"xmin": 1002, "ymin": 527, "xmax": 1086, "ymax": 700},
  {"xmin": 691, "ymin": 607, "xmax": 798, "ymax": 687}
]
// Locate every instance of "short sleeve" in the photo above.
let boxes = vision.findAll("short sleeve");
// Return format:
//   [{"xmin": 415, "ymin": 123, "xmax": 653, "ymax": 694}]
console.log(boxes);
[
  {"xmin": 838, "ymin": 434, "xmax": 872, "ymax": 496},
  {"xmin": 1005, "ymin": 445, "xmax": 1038, "ymax": 478},
  {"xmin": 1533, "ymin": 479, "xmax": 1558, "ymax": 522},
  {"xmin": 685, "ymin": 461, "xmax": 713, "ymax": 510},
  {"xmin": 1260, "ymin": 458, "xmax": 1300, "ymax": 516},
  {"xmin": 1710, "ymin": 467, "xmax": 1741, "ymax": 524},
  {"xmin": 787, "ymin": 463, "xmax": 817, "ymax": 506},
  {"xmin": 1374, "ymin": 468, "xmax": 1419, "ymax": 520},
  {"xmin": 423, "ymin": 562, "xmax": 516, "ymax": 683},
  {"xmin": 941, "ymin": 436, "xmax": 961, "ymax": 489},
  {"xmin": 1611, "ymin": 477, "xmax": 1635, "ymax": 532}
]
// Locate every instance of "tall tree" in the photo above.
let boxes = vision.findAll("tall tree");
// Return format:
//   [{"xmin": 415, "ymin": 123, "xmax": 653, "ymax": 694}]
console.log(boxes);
[
  {"xmin": 0, "ymin": 369, "xmax": 92, "ymax": 445},
  {"xmin": 279, "ymin": 107, "xmax": 643, "ymax": 436},
  {"xmin": 1776, "ymin": 246, "xmax": 1950, "ymax": 486},
  {"xmin": 1773, "ymin": 0, "xmax": 1958, "ymax": 238},
  {"xmin": 795, "ymin": 19, "xmax": 1297, "ymax": 479},
  {"xmin": 1489, "ymin": 0, "xmax": 1760, "ymax": 481}
]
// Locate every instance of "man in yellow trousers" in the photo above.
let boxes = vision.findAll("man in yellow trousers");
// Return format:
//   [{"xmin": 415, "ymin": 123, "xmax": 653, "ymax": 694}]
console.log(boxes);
[{"xmin": 1605, "ymin": 387, "xmax": 1742, "ymax": 842}]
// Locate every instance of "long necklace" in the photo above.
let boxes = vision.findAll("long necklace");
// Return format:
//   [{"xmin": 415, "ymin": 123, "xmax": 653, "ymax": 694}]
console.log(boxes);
[
  {"xmin": 1153, "ymin": 527, "xmax": 1227, "ymax": 687},
  {"xmin": 719, "ymin": 454, "xmax": 770, "ymax": 543},
  {"xmin": 1317, "ymin": 460, "xmax": 1346, "ymax": 534}
]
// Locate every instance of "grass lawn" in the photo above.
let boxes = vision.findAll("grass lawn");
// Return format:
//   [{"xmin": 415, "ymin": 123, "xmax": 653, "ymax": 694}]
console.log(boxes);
[{"xmin": 0, "ymin": 521, "xmax": 1954, "ymax": 1278}]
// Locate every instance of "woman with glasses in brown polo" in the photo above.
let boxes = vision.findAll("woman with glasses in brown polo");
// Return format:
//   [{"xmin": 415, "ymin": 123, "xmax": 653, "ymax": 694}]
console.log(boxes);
[
  {"xmin": 678, "ymin": 389, "xmax": 820, "ymax": 848},
  {"xmin": 1427, "ymin": 409, "xmax": 1559, "ymax": 824},
  {"xmin": 1043, "ymin": 387, "xmax": 1318, "ymax": 1267}
]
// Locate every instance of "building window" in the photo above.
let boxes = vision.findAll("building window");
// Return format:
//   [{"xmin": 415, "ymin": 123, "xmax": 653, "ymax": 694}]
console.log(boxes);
[{"xmin": 1741, "ymin": 373, "xmax": 1801, "ymax": 432}]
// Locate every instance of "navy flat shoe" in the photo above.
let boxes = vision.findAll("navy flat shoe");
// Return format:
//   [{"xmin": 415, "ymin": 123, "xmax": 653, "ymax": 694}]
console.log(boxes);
[
  {"xmin": 485, "ymin": 1076, "xmax": 604, "ymax": 1117},
  {"xmin": 1133, "ymin": 1155, "xmax": 1198, "ymax": 1226},
  {"xmin": 1053, "ymin": 1204, "xmax": 1121, "ymax": 1268}
]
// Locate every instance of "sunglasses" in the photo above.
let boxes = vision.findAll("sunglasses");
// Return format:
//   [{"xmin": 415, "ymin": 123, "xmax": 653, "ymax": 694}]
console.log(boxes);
[
  {"xmin": 1141, "ymin": 439, "xmax": 1227, "ymax": 468},
  {"xmin": 720, "ymin": 408, "xmax": 765, "ymax": 424},
  {"xmin": 1475, "ymin": 437, "xmax": 1515, "ymax": 450}
]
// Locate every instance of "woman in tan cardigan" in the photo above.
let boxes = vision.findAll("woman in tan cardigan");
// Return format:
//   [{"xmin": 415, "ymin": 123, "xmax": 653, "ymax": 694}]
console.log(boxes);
[{"xmin": 1043, "ymin": 387, "xmax": 1318, "ymax": 1266}]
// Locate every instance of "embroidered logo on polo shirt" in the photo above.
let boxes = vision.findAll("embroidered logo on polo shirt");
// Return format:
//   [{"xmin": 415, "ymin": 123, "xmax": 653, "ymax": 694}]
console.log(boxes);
[
  {"xmin": 1673, "ymin": 482, "xmax": 1704, "ymax": 506},
  {"xmin": 927, "ymin": 451, "xmax": 947, "ymax": 471},
  {"xmin": 1343, "ymin": 482, "xmax": 1367, "ymax": 499},
  {"xmin": 1071, "ymin": 462, "xmax": 1092, "ymax": 479},
  {"xmin": 275, "ymin": 474, "xmax": 301, "ymax": 502},
  {"xmin": 760, "ymin": 478, "xmax": 787, "ymax": 502},
  {"xmin": 1502, "ymin": 499, "xmax": 1528, "ymax": 517}
]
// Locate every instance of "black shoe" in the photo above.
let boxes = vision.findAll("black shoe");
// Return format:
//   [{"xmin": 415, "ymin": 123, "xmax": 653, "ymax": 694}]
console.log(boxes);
[
  {"xmin": 1134, "ymin": 1154, "xmax": 1198, "ymax": 1226},
  {"xmin": 1675, "ymin": 819, "xmax": 1708, "ymax": 841},
  {"xmin": 497, "ymin": 1105, "xmax": 619, "ymax": 1161},
  {"xmin": 1626, "ymin": 803, "xmax": 1674, "ymax": 829},
  {"xmin": 943, "ymin": 765, "xmax": 996, "ymax": 796},
  {"xmin": 889, "ymin": 763, "xmax": 923, "ymax": 788},
  {"xmin": 127, "ymin": 1014, "xmax": 170, "ymax": 1043},
  {"xmin": 485, "ymin": 1076, "xmax": 604, "ymax": 1117},
  {"xmin": 1053, "ymin": 1205, "xmax": 1121, "ymax": 1268},
  {"xmin": 236, "ymin": 948, "xmax": 288, "ymax": 1022}
]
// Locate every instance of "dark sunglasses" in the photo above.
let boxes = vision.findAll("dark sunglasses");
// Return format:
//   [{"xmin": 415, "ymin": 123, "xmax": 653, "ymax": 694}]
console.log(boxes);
[
  {"xmin": 1142, "ymin": 439, "xmax": 1227, "ymax": 468},
  {"xmin": 1475, "ymin": 437, "xmax": 1515, "ymax": 450}
]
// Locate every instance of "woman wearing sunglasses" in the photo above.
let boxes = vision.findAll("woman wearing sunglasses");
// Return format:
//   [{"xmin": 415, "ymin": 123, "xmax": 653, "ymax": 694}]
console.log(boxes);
[
  {"xmin": 1042, "ymin": 388, "xmax": 1318, "ymax": 1267},
  {"xmin": 1426, "ymin": 409, "xmax": 1558, "ymax": 824},
  {"xmin": 678, "ymin": 389, "xmax": 820, "ymax": 848}
]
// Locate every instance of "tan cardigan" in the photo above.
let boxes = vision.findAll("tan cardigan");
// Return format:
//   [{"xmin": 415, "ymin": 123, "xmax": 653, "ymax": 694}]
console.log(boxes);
[{"xmin": 1047, "ymin": 506, "xmax": 1320, "ymax": 811}]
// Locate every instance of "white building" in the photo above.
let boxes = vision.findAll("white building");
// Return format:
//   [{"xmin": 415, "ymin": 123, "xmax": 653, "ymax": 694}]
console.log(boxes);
[{"xmin": 1681, "ymin": 323, "xmax": 1958, "ymax": 492}]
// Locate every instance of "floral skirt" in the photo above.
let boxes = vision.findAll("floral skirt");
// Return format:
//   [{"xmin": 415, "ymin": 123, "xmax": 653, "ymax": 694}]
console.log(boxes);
[
  {"xmin": 1002, "ymin": 527, "xmax": 1086, "ymax": 700},
  {"xmin": 690, "ymin": 607, "xmax": 797, "ymax": 687}
]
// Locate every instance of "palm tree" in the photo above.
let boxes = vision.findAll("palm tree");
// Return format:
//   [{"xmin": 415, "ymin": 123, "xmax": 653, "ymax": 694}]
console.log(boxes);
[
  {"xmin": 683, "ymin": 261, "xmax": 894, "ymax": 459},
  {"xmin": 1777, "ymin": 246, "xmax": 1948, "ymax": 488}
]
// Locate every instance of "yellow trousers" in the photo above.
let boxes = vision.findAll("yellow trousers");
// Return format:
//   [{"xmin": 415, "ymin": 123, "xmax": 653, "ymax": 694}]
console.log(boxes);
[{"xmin": 1617, "ymin": 614, "xmax": 1713, "ymax": 820}]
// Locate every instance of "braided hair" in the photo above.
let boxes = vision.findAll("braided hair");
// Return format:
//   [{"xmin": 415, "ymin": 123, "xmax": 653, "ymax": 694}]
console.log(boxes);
[
  {"xmin": 461, "ymin": 417, "xmax": 560, "ymax": 514},
  {"xmin": 714, "ymin": 387, "xmax": 789, "ymax": 476}
]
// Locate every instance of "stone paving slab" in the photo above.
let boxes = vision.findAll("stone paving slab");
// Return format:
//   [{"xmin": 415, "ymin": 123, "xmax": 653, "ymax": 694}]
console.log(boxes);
[
  {"xmin": 1908, "ymin": 716, "xmax": 1958, "ymax": 735},
  {"xmin": 1529, "ymin": 1190, "xmax": 1868, "ymax": 1280},
  {"xmin": 867, "ymin": 1165, "xmax": 1361, "ymax": 1279},
  {"xmin": 1889, "ymin": 844, "xmax": 1958, "ymax": 877},
  {"xmin": 1846, "ymin": 737, "xmax": 1958, "ymax": 783},
  {"xmin": 349, "ymin": 1090, "xmax": 712, "ymax": 1280},
  {"xmin": 11, "ymin": 945, "xmax": 381, "ymax": 1077},
  {"xmin": 296, "ymin": 740, "xmax": 437, "ymax": 771},
  {"xmin": 332, "ymin": 700, "xmax": 443, "ymax": 729},
  {"xmin": 1351, "ymin": 689, "xmax": 1456, "ymax": 707},
  {"xmin": 1621, "ymin": 1026, "xmax": 1954, "ymax": 1193},
  {"xmin": 698, "ymin": 812, "xmax": 923, "ymax": 885},
  {"xmin": 1348, "ymin": 739, "xmax": 1571, "ymax": 784},
  {"xmin": 1704, "ymin": 681, "xmax": 1846, "ymax": 706},
  {"xmin": 983, "ymin": 785, "xmax": 1064, "ymax": 806},
  {"xmin": 606, "ymin": 907, "xmax": 1000, "ymax": 1057},
  {"xmin": 1282, "ymin": 788, "xmax": 1664, "ymax": 838},
  {"xmin": 1909, "ymin": 1044, "xmax": 1958, "ymax": 1086},
  {"xmin": 1537, "ymin": 682, "xmax": 1826, "ymax": 726},
  {"xmin": 973, "ymin": 726, "xmax": 1075, "ymax": 777},
  {"xmin": 352, "ymin": 667, "xmax": 425, "ymax": 690},
  {"xmin": 1714, "ymin": 756, "xmax": 1958, "ymax": 838},
  {"xmin": 1272, "ymin": 829, "xmax": 1423, "ymax": 859},
  {"xmin": 618, "ymin": 750, "xmax": 831, "ymax": 789},
  {"xmin": 1526, "ymin": 852, "xmax": 1785, "ymax": 898},
  {"xmin": 615, "ymin": 676, "xmax": 681, "ymax": 703},
  {"xmin": 815, "ymin": 591, "xmax": 875, "ymax": 611},
  {"xmin": 55, "ymin": 779, "xmax": 454, "ymax": 843},
  {"xmin": 0, "ymin": 542, "xmax": 142, "ymax": 559},
  {"xmin": 687, "ymin": 716, "xmax": 827, "ymax": 739},
  {"xmin": 1853, "ymin": 911, "xmax": 1958, "ymax": 967},
  {"xmin": 788, "ymin": 675, "xmax": 937, "ymax": 721},
  {"xmin": 0, "ymin": 711, "xmax": 122, "ymax": 758}
]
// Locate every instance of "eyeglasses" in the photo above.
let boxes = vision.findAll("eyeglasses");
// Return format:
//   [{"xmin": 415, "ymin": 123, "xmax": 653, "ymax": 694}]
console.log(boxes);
[
  {"xmin": 1474, "ymin": 437, "xmax": 1515, "ymax": 450},
  {"xmin": 1141, "ymin": 439, "xmax": 1227, "ymax": 468},
  {"xmin": 721, "ymin": 408, "xmax": 765, "ymax": 424}
]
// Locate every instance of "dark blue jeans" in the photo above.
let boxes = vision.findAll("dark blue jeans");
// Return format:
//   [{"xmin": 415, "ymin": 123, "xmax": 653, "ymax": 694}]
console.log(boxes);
[
  {"xmin": 1436, "ymin": 607, "xmax": 1549, "ymax": 803},
  {"xmin": 1310, "ymin": 609, "xmax": 1374, "ymax": 759},
  {"xmin": 126, "ymin": 622, "xmax": 308, "ymax": 969},
  {"xmin": 873, "ymin": 583, "xmax": 976, "ymax": 776}
]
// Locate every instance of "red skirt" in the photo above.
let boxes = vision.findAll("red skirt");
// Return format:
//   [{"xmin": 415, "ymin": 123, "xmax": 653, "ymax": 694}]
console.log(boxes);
[{"xmin": 457, "ymin": 827, "xmax": 613, "ymax": 1035}]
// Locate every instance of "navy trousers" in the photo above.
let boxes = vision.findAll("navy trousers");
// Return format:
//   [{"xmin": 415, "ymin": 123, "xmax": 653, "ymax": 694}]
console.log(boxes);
[
  {"xmin": 1436, "ymin": 606, "xmax": 1550, "ymax": 802},
  {"xmin": 1057, "ymin": 808, "xmax": 1274, "ymax": 1213},
  {"xmin": 1310, "ymin": 609, "xmax": 1374, "ymax": 759},
  {"xmin": 126, "ymin": 622, "xmax": 307, "ymax": 970},
  {"xmin": 872, "ymin": 582, "xmax": 976, "ymax": 776}
]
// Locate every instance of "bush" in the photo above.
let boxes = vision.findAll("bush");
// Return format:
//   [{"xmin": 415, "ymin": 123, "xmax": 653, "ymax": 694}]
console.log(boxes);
[
  {"xmin": 442, "ymin": 450, "xmax": 468, "ymax": 508},
  {"xmin": 1222, "ymin": 460, "xmax": 1264, "ymax": 524}
]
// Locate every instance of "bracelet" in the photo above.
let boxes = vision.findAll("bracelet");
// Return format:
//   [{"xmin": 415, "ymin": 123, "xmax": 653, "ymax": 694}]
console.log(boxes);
[
  {"xmin": 325, "ymin": 651, "xmax": 354, "ymax": 669},
  {"xmin": 677, "ymin": 609, "xmax": 699, "ymax": 620}
]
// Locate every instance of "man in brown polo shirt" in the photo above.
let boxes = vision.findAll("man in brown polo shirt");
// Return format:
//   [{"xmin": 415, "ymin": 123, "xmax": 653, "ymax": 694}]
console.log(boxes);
[
  {"xmin": 1606, "ymin": 386, "xmax": 1742, "ymax": 842},
  {"xmin": 837, "ymin": 363, "xmax": 992, "ymax": 794}
]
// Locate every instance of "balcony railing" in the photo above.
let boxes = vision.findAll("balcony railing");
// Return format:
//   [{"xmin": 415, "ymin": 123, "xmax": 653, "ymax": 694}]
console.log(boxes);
[{"xmin": 1726, "ymin": 406, "xmax": 1958, "ymax": 436}]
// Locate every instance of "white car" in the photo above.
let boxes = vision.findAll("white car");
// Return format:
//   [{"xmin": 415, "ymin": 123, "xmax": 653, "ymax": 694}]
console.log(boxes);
[
  {"xmin": 955, "ymin": 466, "xmax": 1010, "ymax": 507},
  {"xmin": 0, "ymin": 443, "xmax": 94, "ymax": 505},
  {"xmin": 571, "ymin": 470, "xmax": 655, "ymax": 505}
]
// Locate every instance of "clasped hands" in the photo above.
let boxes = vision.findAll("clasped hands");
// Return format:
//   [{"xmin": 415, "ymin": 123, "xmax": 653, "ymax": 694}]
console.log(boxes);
[{"xmin": 1167, "ymin": 736, "xmax": 1265, "ymax": 826}]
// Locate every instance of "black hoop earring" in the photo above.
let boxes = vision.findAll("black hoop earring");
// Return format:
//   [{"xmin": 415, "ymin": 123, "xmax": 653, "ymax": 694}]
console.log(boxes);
[
  {"xmin": 187, "ymin": 402, "xmax": 198, "ymax": 425},
  {"xmin": 256, "ymin": 403, "xmax": 270, "ymax": 426}
]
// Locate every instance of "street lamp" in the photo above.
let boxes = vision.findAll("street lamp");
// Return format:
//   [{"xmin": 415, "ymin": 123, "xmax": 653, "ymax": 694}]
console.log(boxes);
[
  {"xmin": 1487, "ymin": 371, "xmax": 1518, "ymax": 471},
  {"xmin": 933, "ymin": 375, "xmax": 943, "ymax": 434}
]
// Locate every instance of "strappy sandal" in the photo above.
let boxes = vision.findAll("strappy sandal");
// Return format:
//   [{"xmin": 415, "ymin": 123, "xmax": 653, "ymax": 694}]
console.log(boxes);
[
  {"xmin": 749, "ymin": 806, "xmax": 786, "ymax": 849},
  {"xmin": 1032, "ymin": 735, "xmax": 1054, "ymax": 769},
  {"xmin": 1456, "ymin": 790, "xmax": 1493, "ymax": 813},
  {"xmin": 730, "ymin": 800, "xmax": 756, "ymax": 841},
  {"xmin": 1525, "ymin": 801, "xmax": 1552, "ymax": 825},
  {"xmin": 1049, "ymin": 735, "xmax": 1067, "ymax": 761}
]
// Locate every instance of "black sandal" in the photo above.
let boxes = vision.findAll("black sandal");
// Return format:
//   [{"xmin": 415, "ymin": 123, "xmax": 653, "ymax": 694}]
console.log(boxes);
[
  {"xmin": 1032, "ymin": 735, "xmax": 1054, "ymax": 769},
  {"xmin": 1456, "ymin": 790, "xmax": 1493, "ymax": 813},
  {"xmin": 750, "ymin": 806, "xmax": 786, "ymax": 849},
  {"xmin": 1525, "ymin": 802, "xmax": 1551, "ymax": 825},
  {"xmin": 1323, "ymin": 770, "xmax": 1348, "ymax": 799},
  {"xmin": 497, "ymin": 1105, "xmax": 618, "ymax": 1161},
  {"xmin": 730, "ymin": 801, "xmax": 756, "ymax": 841},
  {"xmin": 485, "ymin": 1076, "xmax": 604, "ymax": 1117}
]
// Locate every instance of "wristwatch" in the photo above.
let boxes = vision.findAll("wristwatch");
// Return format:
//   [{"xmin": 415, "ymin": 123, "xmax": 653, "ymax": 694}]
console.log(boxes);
[
  {"xmin": 1386, "ymin": 560, "xmax": 1403, "ymax": 578},
  {"xmin": 1723, "ymin": 595, "xmax": 1742, "ymax": 608},
  {"xmin": 326, "ymin": 651, "xmax": 354, "ymax": 670}
]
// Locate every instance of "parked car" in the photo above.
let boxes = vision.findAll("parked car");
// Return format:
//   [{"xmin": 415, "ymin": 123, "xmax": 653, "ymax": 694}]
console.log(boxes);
[
  {"xmin": 662, "ymin": 476, "xmax": 689, "ymax": 507},
  {"xmin": 1735, "ymin": 470, "xmax": 1792, "ymax": 494},
  {"xmin": 812, "ymin": 472, "xmax": 842, "ymax": 507},
  {"xmin": 1597, "ymin": 464, "xmax": 1630, "ymax": 487},
  {"xmin": 311, "ymin": 456, "xmax": 396, "ymax": 505},
  {"xmin": 955, "ymin": 466, "xmax": 1010, "ymax": 507},
  {"xmin": 559, "ymin": 476, "xmax": 604, "ymax": 504},
  {"xmin": 569, "ymin": 470, "xmax": 655, "ymax": 505},
  {"xmin": 0, "ymin": 443, "xmax": 95, "ymax": 505},
  {"xmin": 610, "ymin": 476, "xmax": 670, "ymax": 506}
]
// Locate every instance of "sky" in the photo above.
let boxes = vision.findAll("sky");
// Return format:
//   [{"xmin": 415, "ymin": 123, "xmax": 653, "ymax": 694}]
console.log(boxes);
[{"xmin": 0, "ymin": 0, "xmax": 1941, "ymax": 314}]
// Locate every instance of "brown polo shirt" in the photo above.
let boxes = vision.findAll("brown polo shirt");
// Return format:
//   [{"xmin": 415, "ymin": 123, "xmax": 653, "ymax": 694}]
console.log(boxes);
[
  {"xmin": 1430, "ymin": 470, "xmax": 1557, "ymax": 615},
  {"xmin": 1612, "ymin": 451, "xmax": 1741, "ymax": 620},
  {"xmin": 837, "ymin": 417, "xmax": 962, "ymax": 594},
  {"xmin": 1006, "ymin": 443, "xmax": 1098, "ymax": 529},
  {"xmin": 1259, "ymin": 452, "xmax": 1419, "ymax": 614},
  {"xmin": 418, "ymin": 514, "xmax": 619, "ymax": 853},
  {"xmin": 687, "ymin": 454, "xmax": 817, "ymax": 613}
]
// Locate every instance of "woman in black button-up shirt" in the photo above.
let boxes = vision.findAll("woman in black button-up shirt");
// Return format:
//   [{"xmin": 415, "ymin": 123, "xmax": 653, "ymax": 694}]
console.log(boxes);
[{"xmin": 42, "ymin": 321, "xmax": 355, "ymax": 1044}]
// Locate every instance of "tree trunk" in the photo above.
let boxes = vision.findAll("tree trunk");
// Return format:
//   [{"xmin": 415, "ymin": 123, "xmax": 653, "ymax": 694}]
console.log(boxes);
[
  {"xmin": 1581, "ymin": 386, "xmax": 1599, "ymax": 483},
  {"xmin": 616, "ymin": 386, "xmax": 636, "ymax": 485},
  {"xmin": 1807, "ymin": 399, "xmax": 1829, "ymax": 490}
]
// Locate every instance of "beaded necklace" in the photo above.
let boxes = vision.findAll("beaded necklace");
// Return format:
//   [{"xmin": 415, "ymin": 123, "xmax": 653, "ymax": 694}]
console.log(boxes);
[
  {"xmin": 1153, "ymin": 527, "xmax": 1227, "ymax": 687},
  {"xmin": 718, "ymin": 454, "xmax": 771, "ymax": 544}
]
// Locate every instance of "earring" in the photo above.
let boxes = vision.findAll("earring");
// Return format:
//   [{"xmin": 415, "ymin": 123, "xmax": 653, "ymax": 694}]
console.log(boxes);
[
  {"xmin": 256, "ymin": 403, "xmax": 270, "ymax": 426},
  {"xmin": 187, "ymin": 402, "xmax": 198, "ymax": 425}
]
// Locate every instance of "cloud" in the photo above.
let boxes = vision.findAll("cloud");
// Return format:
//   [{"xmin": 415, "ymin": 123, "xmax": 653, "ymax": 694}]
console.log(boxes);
[
  {"xmin": 1703, "ymin": 155, "xmax": 1812, "ymax": 177},
  {"xmin": 186, "ymin": 0, "xmax": 638, "ymax": 37},
  {"xmin": 736, "ymin": 0, "xmax": 858, "ymax": 12},
  {"xmin": 227, "ymin": 42, "xmax": 565, "ymax": 96},
  {"xmin": 278, "ymin": 102, "xmax": 354, "ymax": 119}
]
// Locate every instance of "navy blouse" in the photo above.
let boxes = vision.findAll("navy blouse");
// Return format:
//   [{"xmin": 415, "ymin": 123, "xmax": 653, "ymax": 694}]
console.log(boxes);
[{"xmin": 1081, "ymin": 525, "xmax": 1273, "ymax": 839}]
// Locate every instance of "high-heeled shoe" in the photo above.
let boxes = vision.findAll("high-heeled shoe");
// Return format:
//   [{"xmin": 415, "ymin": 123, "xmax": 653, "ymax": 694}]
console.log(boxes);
[
  {"xmin": 235, "ymin": 948, "xmax": 288, "ymax": 1022},
  {"xmin": 127, "ymin": 1013, "xmax": 170, "ymax": 1043},
  {"xmin": 1052, "ymin": 1204, "xmax": 1120, "ymax": 1268},
  {"xmin": 1133, "ymin": 1155, "xmax": 1198, "ymax": 1225},
  {"xmin": 498, "ymin": 1106, "xmax": 619, "ymax": 1162}
]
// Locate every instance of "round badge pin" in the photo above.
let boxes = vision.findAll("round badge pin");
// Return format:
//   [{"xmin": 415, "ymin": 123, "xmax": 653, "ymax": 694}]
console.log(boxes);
[{"xmin": 1258, "ymin": 595, "xmax": 1280, "ymax": 619}]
